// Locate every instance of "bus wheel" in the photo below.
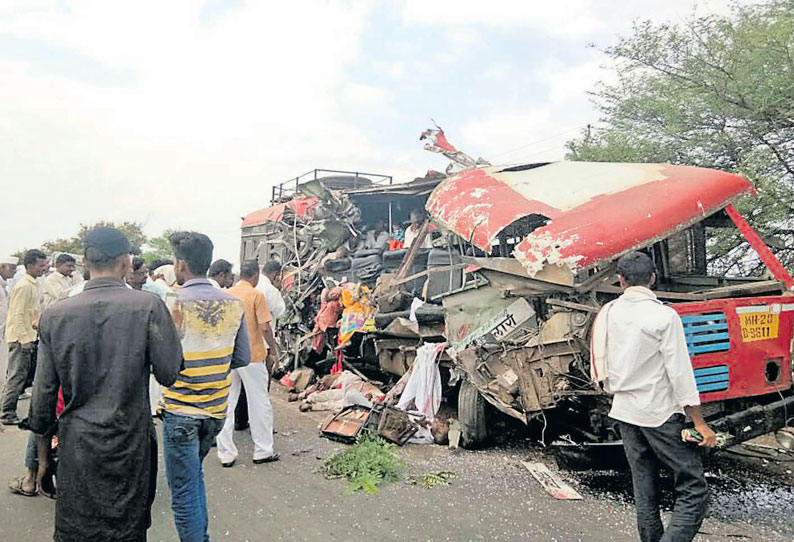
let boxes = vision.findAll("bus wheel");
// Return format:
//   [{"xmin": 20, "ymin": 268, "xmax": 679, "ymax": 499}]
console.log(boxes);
[{"xmin": 459, "ymin": 380, "xmax": 488, "ymax": 449}]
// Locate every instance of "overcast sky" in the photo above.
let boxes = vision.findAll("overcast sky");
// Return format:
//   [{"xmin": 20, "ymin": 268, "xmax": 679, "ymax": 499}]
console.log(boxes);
[{"xmin": 0, "ymin": 0, "xmax": 742, "ymax": 264}]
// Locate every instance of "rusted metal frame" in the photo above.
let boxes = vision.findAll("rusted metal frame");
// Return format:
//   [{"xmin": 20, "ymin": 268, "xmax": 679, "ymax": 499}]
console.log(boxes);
[
  {"xmin": 573, "ymin": 263, "xmax": 617, "ymax": 292},
  {"xmin": 293, "ymin": 216, "xmax": 302, "ymax": 295},
  {"xmin": 725, "ymin": 204, "xmax": 794, "ymax": 290},
  {"xmin": 480, "ymin": 391, "xmax": 527, "ymax": 423},
  {"xmin": 479, "ymin": 269, "xmax": 575, "ymax": 297},
  {"xmin": 545, "ymin": 299, "xmax": 599, "ymax": 313},
  {"xmin": 504, "ymin": 351, "xmax": 541, "ymax": 412},
  {"xmin": 697, "ymin": 279, "xmax": 784, "ymax": 300},
  {"xmin": 428, "ymin": 275, "xmax": 489, "ymax": 301},
  {"xmin": 595, "ymin": 284, "xmax": 704, "ymax": 301},
  {"xmin": 395, "ymin": 221, "xmax": 431, "ymax": 280},
  {"xmin": 270, "ymin": 168, "xmax": 393, "ymax": 204},
  {"xmin": 389, "ymin": 263, "xmax": 470, "ymax": 288}
]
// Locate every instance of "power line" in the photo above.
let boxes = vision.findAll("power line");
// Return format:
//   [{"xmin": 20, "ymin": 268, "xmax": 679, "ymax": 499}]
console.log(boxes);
[{"xmin": 487, "ymin": 127, "xmax": 582, "ymax": 160}]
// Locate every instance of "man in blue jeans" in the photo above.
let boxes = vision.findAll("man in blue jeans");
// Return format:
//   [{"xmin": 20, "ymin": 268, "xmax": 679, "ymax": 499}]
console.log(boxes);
[
  {"xmin": 161, "ymin": 231, "xmax": 250, "ymax": 542},
  {"xmin": 597, "ymin": 252, "xmax": 717, "ymax": 542}
]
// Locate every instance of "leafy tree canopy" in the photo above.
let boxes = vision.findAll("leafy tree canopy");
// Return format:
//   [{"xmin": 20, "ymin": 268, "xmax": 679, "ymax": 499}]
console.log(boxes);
[
  {"xmin": 567, "ymin": 0, "xmax": 794, "ymax": 275},
  {"xmin": 14, "ymin": 222, "xmax": 186, "ymax": 269},
  {"xmin": 141, "ymin": 229, "xmax": 178, "ymax": 264},
  {"xmin": 20, "ymin": 221, "xmax": 148, "ymax": 258}
]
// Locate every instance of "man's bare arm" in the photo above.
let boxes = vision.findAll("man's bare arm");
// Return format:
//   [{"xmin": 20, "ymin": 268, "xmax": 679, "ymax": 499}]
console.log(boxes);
[
  {"xmin": 260, "ymin": 321, "xmax": 278, "ymax": 367},
  {"xmin": 684, "ymin": 405, "xmax": 717, "ymax": 447}
]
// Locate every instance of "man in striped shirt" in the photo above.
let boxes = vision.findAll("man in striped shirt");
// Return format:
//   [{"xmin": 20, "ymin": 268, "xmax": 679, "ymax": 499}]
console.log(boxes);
[{"xmin": 161, "ymin": 231, "xmax": 250, "ymax": 542}]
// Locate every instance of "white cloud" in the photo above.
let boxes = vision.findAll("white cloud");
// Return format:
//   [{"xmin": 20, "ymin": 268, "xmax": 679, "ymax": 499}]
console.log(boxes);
[
  {"xmin": 371, "ymin": 59, "xmax": 406, "ymax": 79},
  {"xmin": 342, "ymin": 82, "xmax": 394, "ymax": 108},
  {"xmin": 539, "ymin": 57, "xmax": 616, "ymax": 107},
  {"xmin": 0, "ymin": 0, "xmax": 387, "ymax": 262},
  {"xmin": 401, "ymin": 0, "xmax": 603, "ymax": 39},
  {"xmin": 460, "ymin": 107, "xmax": 580, "ymax": 164},
  {"xmin": 401, "ymin": 0, "xmax": 748, "ymax": 40}
]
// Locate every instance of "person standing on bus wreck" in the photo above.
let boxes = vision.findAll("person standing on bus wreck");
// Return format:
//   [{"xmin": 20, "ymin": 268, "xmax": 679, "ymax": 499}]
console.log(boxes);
[{"xmin": 595, "ymin": 251, "xmax": 717, "ymax": 542}]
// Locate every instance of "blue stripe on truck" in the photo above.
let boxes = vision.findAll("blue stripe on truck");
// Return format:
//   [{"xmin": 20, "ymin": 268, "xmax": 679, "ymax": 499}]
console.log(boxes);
[
  {"xmin": 681, "ymin": 312, "xmax": 730, "ymax": 357},
  {"xmin": 694, "ymin": 365, "xmax": 729, "ymax": 393}
]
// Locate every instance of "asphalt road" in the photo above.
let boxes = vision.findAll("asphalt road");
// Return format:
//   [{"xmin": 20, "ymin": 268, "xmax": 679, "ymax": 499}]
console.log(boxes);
[{"xmin": 1, "ymin": 388, "xmax": 792, "ymax": 542}]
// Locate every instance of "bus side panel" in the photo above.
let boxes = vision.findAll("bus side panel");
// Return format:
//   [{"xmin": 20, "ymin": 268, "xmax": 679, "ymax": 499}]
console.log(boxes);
[{"xmin": 673, "ymin": 296, "xmax": 794, "ymax": 403}]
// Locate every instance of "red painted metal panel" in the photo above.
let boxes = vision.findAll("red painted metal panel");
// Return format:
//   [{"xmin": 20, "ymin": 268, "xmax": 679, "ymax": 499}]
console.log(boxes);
[
  {"xmin": 725, "ymin": 204, "xmax": 794, "ymax": 290},
  {"xmin": 426, "ymin": 162, "xmax": 753, "ymax": 276},
  {"xmin": 426, "ymin": 167, "xmax": 560, "ymax": 251},
  {"xmin": 241, "ymin": 197, "xmax": 318, "ymax": 228},
  {"xmin": 673, "ymin": 296, "xmax": 794, "ymax": 403},
  {"xmin": 514, "ymin": 165, "xmax": 752, "ymax": 274}
]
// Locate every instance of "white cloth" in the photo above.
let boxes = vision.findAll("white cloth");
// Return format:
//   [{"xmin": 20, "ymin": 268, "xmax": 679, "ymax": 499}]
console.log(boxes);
[
  {"xmin": 0, "ymin": 277, "xmax": 8, "ymax": 340},
  {"xmin": 142, "ymin": 278, "xmax": 170, "ymax": 300},
  {"xmin": 408, "ymin": 413, "xmax": 436, "ymax": 445},
  {"xmin": 7, "ymin": 266, "xmax": 27, "ymax": 293},
  {"xmin": 152, "ymin": 265, "xmax": 177, "ymax": 287},
  {"xmin": 256, "ymin": 275, "xmax": 286, "ymax": 319},
  {"xmin": 41, "ymin": 271, "xmax": 81, "ymax": 309},
  {"xmin": 208, "ymin": 278, "xmax": 221, "ymax": 289},
  {"xmin": 67, "ymin": 282, "xmax": 86, "ymax": 297},
  {"xmin": 605, "ymin": 286, "xmax": 701, "ymax": 428},
  {"xmin": 409, "ymin": 298, "xmax": 425, "ymax": 323},
  {"xmin": 589, "ymin": 299, "xmax": 617, "ymax": 384},
  {"xmin": 216, "ymin": 363, "xmax": 275, "ymax": 463},
  {"xmin": 149, "ymin": 374, "xmax": 162, "ymax": 416},
  {"xmin": 404, "ymin": 224, "xmax": 432, "ymax": 249},
  {"xmin": 0, "ymin": 277, "xmax": 7, "ymax": 380},
  {"xmin": 0, "ymin": 337, "xmax": 6, "ymax": 385},
  {"xmin": 396, "ymin": 343, "xmax": 444, "ymax": 419}
]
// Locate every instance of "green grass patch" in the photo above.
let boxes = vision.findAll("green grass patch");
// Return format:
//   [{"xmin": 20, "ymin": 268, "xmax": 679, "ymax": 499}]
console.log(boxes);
[
  {"xmin": 406, "ymin": 470, "xmax": 457, "ymax": 489},
  {"xmin": 321, "ymin": 435, "xmax": 403, "ymax": 495}
]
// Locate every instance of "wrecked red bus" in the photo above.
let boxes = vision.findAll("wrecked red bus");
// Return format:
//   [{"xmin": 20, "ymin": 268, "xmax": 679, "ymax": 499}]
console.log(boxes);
[
  {"xmin": 426, "ymin": 161, "xmax": 794, "ymax": 453},
  {"xmin": 242, "ymin": 162, "xmax": 794, "ymax": 458}
]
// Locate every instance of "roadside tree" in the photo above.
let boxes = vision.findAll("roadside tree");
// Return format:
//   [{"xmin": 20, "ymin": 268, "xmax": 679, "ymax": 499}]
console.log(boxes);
[{"xmin": 567, "ymin": 0, "xmax": 794, "ymax": 274}]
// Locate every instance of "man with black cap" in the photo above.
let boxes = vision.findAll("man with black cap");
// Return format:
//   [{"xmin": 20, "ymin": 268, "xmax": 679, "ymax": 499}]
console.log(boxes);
[{"xmin": 28, "ymin": 227, "xmax": 184, "ymax": 542}]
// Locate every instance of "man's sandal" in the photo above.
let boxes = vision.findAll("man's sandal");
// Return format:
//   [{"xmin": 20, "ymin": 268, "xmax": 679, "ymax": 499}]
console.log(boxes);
[
  {"xmin": 8, "ymin": 476, "xmax": 37, "ymax": 497},
  {"xmin": 253, "ymin": 454, "xmax": 280, "ymax": 464}
]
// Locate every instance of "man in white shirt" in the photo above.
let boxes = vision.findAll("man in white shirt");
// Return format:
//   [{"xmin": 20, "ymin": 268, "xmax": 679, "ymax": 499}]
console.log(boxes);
[
  {"xmin": 604, "ymin": 252, "xmax": 716, "ymax": 542},
  {"xmin": 404, "ymin": 209, "xmax": 433, "ymax": 250},
  {"xmin": 257, "ymin": 260, "xmax": 285, "ymax": 320},
  {"xmin": 0, "ymin": 256, "xmax": 18, "ymax": 382},
  {"xmin": 41, "ymin": 254, "xmax": 82, "ymax": 309},
  {"xmin": 142, "ymin": 263, "xmax": 174, "ymax": 301}
]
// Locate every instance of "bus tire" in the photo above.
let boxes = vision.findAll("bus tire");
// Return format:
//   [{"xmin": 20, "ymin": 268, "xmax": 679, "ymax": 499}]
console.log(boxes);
[{"xmin": 459, "ymin": 380, "xmax": 488, "ymax": 449}]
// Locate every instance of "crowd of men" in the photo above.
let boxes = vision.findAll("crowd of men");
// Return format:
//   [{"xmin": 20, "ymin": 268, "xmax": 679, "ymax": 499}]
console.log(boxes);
[{"xmin": 0, "ymin": 227, "xmax": 286, "ymax": 542}]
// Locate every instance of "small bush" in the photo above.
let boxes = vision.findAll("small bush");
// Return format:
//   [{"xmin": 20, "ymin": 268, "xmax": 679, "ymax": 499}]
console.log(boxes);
[{"xmin": 322, "ymin": 435, "xmax": 403, "ymax": 495}]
